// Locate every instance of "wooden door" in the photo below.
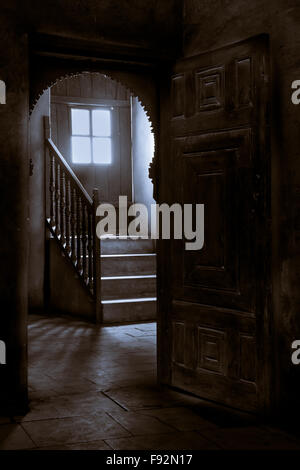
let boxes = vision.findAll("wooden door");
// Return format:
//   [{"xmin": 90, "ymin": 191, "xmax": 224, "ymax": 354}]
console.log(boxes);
[{"xmin": 158, "ymin": 35, "xmax": 271, "ymax": 412}]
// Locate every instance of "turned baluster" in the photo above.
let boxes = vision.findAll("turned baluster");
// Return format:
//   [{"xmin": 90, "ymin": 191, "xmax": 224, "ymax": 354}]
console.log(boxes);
[
  {"xmin": 87, "ymin": 210, "xmax": 93, "ymax": 290},
  {"xmin": 82, "ymin": 204, "xmax": 87, "ymax": 282},
  {"xmin": 65, "ymin": 178, "xmax": 71, "ymax": 254},
  {"xmin": 76, "ymin": 194, "xmax": 82, "ymax": 272},
  {"xmin": 70, "ymin": 186, "xmax": 77, "ymax": 263},
  {"xmin": 60, "ymin": 168, "xmax": 66, "ymax": 244},
  {"xmin": 49, "ymin": 152, "xmax": 55, "ymax": 227},
  {"xmin": 54, "ymin": 160, "xmax": 60, "ymax": 235},
  {"xmin": 93, "ymin": 189, "xmax": 102, "ymax": 323}
]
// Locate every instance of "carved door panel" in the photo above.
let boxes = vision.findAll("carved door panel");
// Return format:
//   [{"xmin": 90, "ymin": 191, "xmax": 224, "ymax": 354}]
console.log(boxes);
[{"xmin": 158, "ymin": 35, "xmax": 270, "ymax": 412}]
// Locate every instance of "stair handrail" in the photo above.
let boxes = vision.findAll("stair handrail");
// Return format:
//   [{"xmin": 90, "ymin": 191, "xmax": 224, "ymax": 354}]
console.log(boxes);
[{"xmin": 45, "ymin": 138, "xmax": 92, "ymax": 206}]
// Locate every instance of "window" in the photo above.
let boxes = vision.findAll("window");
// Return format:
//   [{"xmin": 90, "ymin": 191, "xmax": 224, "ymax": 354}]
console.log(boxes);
[{"xmin": 70, "ymin": 107, "xmax": 112, "ymax": 164}]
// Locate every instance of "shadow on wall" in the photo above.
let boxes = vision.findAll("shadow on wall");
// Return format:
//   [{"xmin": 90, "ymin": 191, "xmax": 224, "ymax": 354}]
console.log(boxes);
[
  {"xmin": 132, "ymin": 96, "xmax": 155, "ymax": 230},
  {"xmin": 28, "ymin": 90, "xmax": 50, "ymax": 313}
]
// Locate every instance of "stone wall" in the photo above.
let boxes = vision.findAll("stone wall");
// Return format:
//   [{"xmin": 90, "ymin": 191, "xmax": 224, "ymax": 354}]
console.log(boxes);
[{"xmin": 0, "ymin": 0, "xmax": 181, "ymax": 414}]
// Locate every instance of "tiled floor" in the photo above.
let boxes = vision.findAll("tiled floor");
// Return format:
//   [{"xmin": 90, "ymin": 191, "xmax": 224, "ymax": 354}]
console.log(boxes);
[{"xmin": 1, "ymin": 314, "xmax": 300, "ymax": 450}]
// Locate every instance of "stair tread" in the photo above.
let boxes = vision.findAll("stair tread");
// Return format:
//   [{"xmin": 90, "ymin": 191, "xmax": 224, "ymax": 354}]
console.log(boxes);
[
  {"xmin": 102, "ymin": 297, "xmax": 156, "ymax": 304},
  {"xmin": 101, "ymin": 274, "xmax": 156, "ymax": 280},
  {"xmin": 101, "ymin": 238, "xmax": 154, "ymax": 254},
  {"xmin": 100, "ymin": 235, "xmax": 150, "ymax": 240},
  {"xmin": 84, "ymin": 253, "xmax": 156, "ymax": 258},
  {"xmin": 101, "ymin": 253, "xmax": 156, "ymax": 258}
]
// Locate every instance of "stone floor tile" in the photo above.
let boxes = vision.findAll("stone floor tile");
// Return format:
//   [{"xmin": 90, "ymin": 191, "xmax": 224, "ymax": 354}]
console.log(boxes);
[
  {"xmin": 125, "ymin": 331, "xmax": 156, "ymax": 338},
  {"xmin": 106, "ymin": 431, "xmax": 219, "ymax": 450},
  {"xmin": 88, "ymin": 368, "xmax": 157, "ymax": 390},
  {"xmin": 44, "ymin": 378, "xmax": 100, "ymax": 395},
  {"xmin": 67, "ymin": 440, "xmax": 112, "ymax": 450},
  {"xmin": 16, "ymin": 390, "xmax": 123, "ymax": 423},
  {"xmin": 137, "ymin": 407, "xmax": 218, "ymax": 432},
  {"xmin": 14, "ymin": 399, "xmax": 65, "ymax": 423},
  {"xmin": 202, "ymin": 426, "xmax": 300, "ymax": 450},
  {"xmin": 134, "ymin": 325, "xmax": 157, "ymax": 332},
  {"xmin": 107, "ymin": 410, "xmax": 176, "ymax": 435},
  {"xmin": 33, "ymin": 439, "xmax": 113, "ymax": 450},
  {"xmin": 52, "ymin": 391, "xmax": 124, "ymax": 416},
  {"xmin": 30, "ymin": 444, "xmax": 70, "ymax": 450},
  {"xmin": 7, "ymin": 314, "xmax": 297, "ymax": 451},
  {"xmin": 29, "ymin": 389, "xmax": 59, "ymax": 400},
  {"xmin": 0, "ymin": 424, "xmax": 36, "ymax": 450},
  {"xmin": 189, "ymin": 400, "xmax": 260, "ymax": 428},
  {"xmin": 22, "ymin": 412, "xmax": 130, "ymax": 447},
  {"xmin": 103, "ymin": 385, "xmax": 186, "ymax": 410}
]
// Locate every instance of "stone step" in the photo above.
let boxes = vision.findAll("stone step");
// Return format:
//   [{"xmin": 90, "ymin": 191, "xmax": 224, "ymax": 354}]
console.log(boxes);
[
  {"xmin": 101, "ymin": 253, "xmax": 156, "ymax": 276},
  {"xmin": 101, "ymin": 274, "xmax": 156, "ymax": 300},
  {"xmin": 100, "ymin": 236, "xmax": 155, "ymax": 255},
  {"xmin": 102, "ymin": 297, "xmax": 156, "ymax": 323}
]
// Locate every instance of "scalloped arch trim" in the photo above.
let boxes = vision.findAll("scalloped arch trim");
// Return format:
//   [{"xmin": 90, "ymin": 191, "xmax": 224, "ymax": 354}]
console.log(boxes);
[
  {"xmin": 31, "ymin": 69, "xmax": 158, "ymax": 200},
  {"xmin": 30, "ymin": 71, "xmax": 156, "ymax": 147}
]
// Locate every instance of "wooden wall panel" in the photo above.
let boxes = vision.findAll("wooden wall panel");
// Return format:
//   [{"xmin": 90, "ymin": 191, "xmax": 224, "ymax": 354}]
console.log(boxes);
[
  {"xmin": 55, "ymin": 103, "xmax": 70, "ymax": 158},
  {"xmin": 50, "ymin": 104, "xmax": 58, "ymax": 145},
  {"xmin": 51, "ymin": 73, "xmax": 131, "ymax": 101},
  {"xmin": 50, "ymin": 73, "xmax": 132, "ymax": 202},
  {"xmin": 66, "ymin": 76, "xmax": 81, "ymax": 97},
  {"xmin": 119, "ymin": 106, "xmax": 132, "ymax": 199},
  {"xmin": 79, "ymin": 73, "xmax": 93, "ymax": 98}
]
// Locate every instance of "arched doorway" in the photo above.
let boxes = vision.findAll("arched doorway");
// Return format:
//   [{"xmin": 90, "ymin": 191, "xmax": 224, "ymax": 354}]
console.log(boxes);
[
  {"xmin": 29, "ymin": 72, "xmax": 157, "ymax": 324},
  {"xmin": 26, "ymin": 72, "xmax": 159, "ymax": 434}
]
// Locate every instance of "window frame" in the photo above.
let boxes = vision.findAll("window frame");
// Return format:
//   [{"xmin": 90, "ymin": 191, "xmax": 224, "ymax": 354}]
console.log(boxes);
[{"xmin": 69, "ymin": 104, "xmax": 114, "ymax": 166}]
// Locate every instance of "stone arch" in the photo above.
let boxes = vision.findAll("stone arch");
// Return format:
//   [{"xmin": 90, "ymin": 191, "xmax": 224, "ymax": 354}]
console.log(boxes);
[
  {"xmin": 30, "ymin": 68, "xmax": 158, "ymax": 198},
  {"xmin": 31, "ymin": 70, "xmax": 156, "ymax": 138}
]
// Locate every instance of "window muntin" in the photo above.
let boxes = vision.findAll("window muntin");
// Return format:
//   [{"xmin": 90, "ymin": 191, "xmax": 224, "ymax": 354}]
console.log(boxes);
[{"xmin": 71, "ymin": 107, "xmax": 112, "ymax": 164}]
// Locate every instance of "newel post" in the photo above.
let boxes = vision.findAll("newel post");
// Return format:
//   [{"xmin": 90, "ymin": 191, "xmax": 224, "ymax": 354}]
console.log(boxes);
[
  {"xmin": 93, "ymin": 188, "xmax": 102, "ymax": 323},
  {"xmin": 43, "ymin": 116, "xmax": 51, "ymax": 224}
]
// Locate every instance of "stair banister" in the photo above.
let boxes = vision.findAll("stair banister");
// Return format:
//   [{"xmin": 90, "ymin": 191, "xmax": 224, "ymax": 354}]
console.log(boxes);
[
  {"xmin": 45, "ymin": 139, "xmax": 92, "ymax": 206},
  {"xmin": 44, "ymin": 116, "xmax": 102, "ymax": 322}
]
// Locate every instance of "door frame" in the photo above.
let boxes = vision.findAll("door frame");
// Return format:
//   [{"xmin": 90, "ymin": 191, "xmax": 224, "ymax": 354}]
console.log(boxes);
[{"xmin": 27, "ymin": 31, "xmax": 163, "ymax": 404}]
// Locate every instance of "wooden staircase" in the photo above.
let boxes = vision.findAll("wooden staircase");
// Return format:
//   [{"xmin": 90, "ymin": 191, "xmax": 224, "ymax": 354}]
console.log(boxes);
[
  {"xmin": 101, "ymin": 237, "xmax": 156, "ymax": 323},
  {"xmin": 44, "ymin": 119, "xmax": 156, "ymax": 323}
]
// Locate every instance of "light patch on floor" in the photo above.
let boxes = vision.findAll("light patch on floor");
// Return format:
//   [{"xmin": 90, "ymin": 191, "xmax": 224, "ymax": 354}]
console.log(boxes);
[{"xmin": 0, "ymin": 314, "xmax": 299, "ymax": 450}]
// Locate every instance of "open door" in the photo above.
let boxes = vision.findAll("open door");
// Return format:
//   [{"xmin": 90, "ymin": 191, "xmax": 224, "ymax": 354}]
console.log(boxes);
[{"xmin": 157, "ymin": 34, "xmax": 271, "ymax": 413}]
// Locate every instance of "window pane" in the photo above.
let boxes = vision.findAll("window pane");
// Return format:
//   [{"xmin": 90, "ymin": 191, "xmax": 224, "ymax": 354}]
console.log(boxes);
[
  {"xmin": 72, "ymin": 137, "xmax": 91, "ymax": 163},
  {"xmin": 71, "ymin": 109, "xmax": 90, "ymax": 135},
  {"xmin": 92, "ymin": 109, "xmax": 111, "ymax": 136},
  {"xmin": 93, "ymin": 137, "xmax": 112, "ymax": 164}
]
